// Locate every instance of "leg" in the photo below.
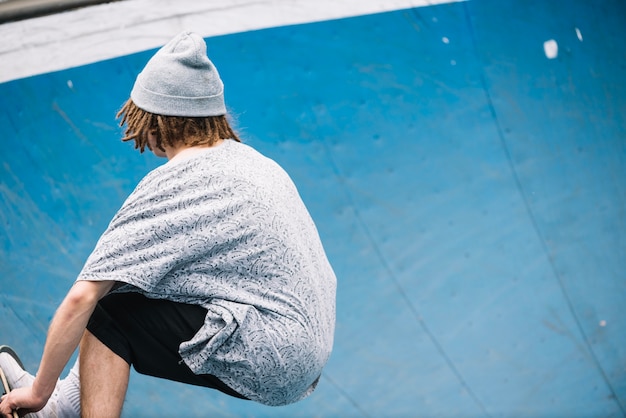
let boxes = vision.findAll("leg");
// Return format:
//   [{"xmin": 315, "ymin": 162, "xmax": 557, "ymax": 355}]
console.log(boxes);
[
  {"xmin": 89, "ymin": 293, "xmax": 247, "ymax": 399},
  {"xmin": 79, "ymin": 330, "xmax": 129, "ymax": 418}
]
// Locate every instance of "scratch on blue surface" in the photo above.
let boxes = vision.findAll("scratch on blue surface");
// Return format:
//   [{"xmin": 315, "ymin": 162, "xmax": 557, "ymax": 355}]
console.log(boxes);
[
  {"xmin": 322, "ymin": 373, "xmax": 371, "ymax": 418},
  {"xmin": 51, "ymin": 101, "xmax": 104, "ymax": 159}
]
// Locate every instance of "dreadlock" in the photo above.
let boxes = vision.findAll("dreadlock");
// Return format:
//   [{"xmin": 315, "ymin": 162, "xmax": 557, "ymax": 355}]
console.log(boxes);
[{"xmin": 116, "ymin": 99, "xmax": 240, "ymax": 153}]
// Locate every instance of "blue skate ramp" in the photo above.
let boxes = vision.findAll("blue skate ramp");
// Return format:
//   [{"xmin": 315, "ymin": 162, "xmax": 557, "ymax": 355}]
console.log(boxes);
[{"xmin": 1, "ymin": 0, "xmax": 625, "ymax": 416}]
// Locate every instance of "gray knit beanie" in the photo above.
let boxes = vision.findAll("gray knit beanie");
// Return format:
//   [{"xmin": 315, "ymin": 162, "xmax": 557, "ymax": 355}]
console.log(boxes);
[{"xmin": 130, "ymin": 31, "xmax": 226, "ymax": 117}]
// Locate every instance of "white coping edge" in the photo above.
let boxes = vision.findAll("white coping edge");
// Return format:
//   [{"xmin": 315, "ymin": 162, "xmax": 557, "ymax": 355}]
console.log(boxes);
[{"xmin": 0, "ymin": 0, "xmax": 464, "ymax": 83}]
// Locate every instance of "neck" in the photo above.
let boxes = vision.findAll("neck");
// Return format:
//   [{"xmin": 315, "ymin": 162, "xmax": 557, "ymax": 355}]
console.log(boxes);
[{"xmin": 165, "ymin": 139, "xmax": 224, "ymax": 161}]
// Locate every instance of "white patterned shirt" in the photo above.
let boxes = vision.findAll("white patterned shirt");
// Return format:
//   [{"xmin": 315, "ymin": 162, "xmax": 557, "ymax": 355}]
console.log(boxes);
[{"xmin": 77, "ymin": 139, "xmax": 337, "ymax": 406}]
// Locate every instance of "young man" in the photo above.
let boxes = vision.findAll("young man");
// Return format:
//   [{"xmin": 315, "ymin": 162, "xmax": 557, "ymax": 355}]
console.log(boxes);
[{"xmin": 0, "ymin": 31, "xmax": 336, "ymax": 418}]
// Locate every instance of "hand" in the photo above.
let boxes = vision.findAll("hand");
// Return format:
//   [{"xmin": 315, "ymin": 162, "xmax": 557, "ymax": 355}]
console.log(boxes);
[{"xmin": 0, "ymin": 386, "xmax": 47, "ymax": 418}]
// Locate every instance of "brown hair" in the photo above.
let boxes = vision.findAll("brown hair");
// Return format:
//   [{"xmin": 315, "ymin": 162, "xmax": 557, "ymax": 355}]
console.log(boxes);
[{"xmin": 116, "ymin": 99, "xmax": 240, "ymax": 153}]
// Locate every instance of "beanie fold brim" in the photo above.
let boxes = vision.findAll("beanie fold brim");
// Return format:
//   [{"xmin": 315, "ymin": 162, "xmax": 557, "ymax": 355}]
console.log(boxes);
[{"xmin": 131, "ymin": 84, "xmax": 226, "ymax": 117}]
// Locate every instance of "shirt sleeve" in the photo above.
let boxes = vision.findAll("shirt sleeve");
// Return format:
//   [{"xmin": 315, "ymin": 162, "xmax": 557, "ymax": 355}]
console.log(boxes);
[{"xmin": 76, "ymin": 172, "xmax": 196, "ymax": 291}]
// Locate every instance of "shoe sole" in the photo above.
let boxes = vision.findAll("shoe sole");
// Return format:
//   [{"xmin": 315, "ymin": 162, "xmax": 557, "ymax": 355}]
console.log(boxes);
[{"xmin": 0, "ymin": 346, "xmax": 24, "ymax": 370}]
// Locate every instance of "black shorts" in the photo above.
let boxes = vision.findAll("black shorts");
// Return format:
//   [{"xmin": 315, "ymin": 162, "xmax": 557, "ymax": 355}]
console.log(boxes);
[{"xmin": 86, "ymin": 291, "xmax": 247, "ymax": 400}]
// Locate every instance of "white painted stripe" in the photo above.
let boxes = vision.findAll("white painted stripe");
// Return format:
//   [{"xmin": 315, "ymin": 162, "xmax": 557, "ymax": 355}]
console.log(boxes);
[{"xmin": 0, "ymin": 0, "xmax": 464, "ymax": 83}]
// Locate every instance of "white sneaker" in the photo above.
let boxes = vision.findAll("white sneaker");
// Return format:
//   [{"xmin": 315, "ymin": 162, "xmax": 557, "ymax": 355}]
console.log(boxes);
[{"xmin": 0, "ymin": 347, "xmax": 59, "ymax": 418}]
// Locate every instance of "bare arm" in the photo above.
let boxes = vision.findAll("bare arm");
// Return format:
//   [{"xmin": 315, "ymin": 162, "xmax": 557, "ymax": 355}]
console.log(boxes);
[{"xmin": 0, "ymin": 280, "xmax": 114, "ymax": 417}]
